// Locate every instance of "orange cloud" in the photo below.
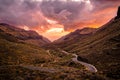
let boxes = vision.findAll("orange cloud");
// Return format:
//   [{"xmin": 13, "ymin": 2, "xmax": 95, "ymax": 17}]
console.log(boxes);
[
  {"xmin": 30, "ymin": 23, "xmax": 70, "ymax": 41},
  {"xmin": 1, "ymin": 0, "xmax": 119, "ymax": 41},
  {"xmin": 23, "ymin": 6, "xmax": 118, "ymax": 41}
]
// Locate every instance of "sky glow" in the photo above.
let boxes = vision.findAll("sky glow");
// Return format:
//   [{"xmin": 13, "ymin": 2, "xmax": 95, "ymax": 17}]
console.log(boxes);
[{"xmin": 0, "ymin": 0, "xmax": 119, "ymax": 41}]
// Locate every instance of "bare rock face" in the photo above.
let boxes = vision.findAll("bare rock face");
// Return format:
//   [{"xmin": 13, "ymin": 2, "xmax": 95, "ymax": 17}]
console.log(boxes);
[{"xmin": 115, "ymin": 6, "xmax": 120, "ymax": 19}]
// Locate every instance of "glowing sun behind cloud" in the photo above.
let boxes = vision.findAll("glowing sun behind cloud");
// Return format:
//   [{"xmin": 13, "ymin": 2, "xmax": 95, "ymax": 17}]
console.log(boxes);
[
  {"xmin": 46, "ymin": 28, "xmax": 64, "ymax": 33},
  {"xmin": 32, "ymin": 22, "xmax": 70, "ymax": 41},
  {"xmin": 41, "ymin": 27, "xmax": 69, "ymax": 41},
  {"xmin": 45, "ymin": 18, "xmax": 58, "ymax": 24}
]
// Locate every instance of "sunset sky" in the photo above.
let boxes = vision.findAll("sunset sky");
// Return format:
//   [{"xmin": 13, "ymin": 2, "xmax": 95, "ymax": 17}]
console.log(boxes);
[{"xmin": 0, "ymin": 0, "xmax": 120, "ymax": 41}]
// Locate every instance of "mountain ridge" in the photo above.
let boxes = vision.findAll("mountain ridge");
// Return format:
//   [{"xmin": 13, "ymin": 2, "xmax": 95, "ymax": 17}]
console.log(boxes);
[
  {"xmin": 54, "ymin": 27, "xmax": 97, "ymax": 43},
  {"xmin": 0, "ymin": 23, "xmax": 51, "ymax": 46}
]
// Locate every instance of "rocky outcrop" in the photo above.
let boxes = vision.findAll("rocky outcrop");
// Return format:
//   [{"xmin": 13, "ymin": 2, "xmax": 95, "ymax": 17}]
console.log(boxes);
[{"xmin": 115, "ymin": 6, "xmax": 120, "ymax": 19}]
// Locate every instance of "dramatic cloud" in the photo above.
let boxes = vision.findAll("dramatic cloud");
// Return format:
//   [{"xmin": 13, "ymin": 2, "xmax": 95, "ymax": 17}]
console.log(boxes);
[
  {"xmin": 0, "ymin": 0, "xmax": 120, "ymax": 41},
  {"xmin": 40, "ymin": 0, "xmax": 120, "ymax": 30},
  {"xmin": 0, "ymin": 0, "xmax": 49, "ymax": 32}
]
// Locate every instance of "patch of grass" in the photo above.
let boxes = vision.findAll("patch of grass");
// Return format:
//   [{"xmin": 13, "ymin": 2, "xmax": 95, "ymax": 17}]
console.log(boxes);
[{"xmin": 0, "ymin": 39, "xmax": 51, "ymax": 65}]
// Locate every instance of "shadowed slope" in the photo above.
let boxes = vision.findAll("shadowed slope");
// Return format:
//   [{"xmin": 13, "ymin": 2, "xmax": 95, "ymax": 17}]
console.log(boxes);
[{"xmin": 0, "ymin": 23, "xmax": 51, "ymax": 46}]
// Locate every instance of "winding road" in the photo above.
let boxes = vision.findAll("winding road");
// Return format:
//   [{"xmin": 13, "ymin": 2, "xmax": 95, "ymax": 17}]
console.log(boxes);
[
  {"xmin": 62, "ymin": 50, "xmax": 97, "ymax": 73},
  {"xmin": 5, "ymin": 50, "xmax": 97, "ymax": 73}
]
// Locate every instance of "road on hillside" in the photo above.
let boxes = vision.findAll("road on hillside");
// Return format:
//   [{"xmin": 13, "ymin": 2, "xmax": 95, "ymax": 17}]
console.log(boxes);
[
  {"xmin": 0, "ymin": 50, "xmax": 97, "ymax": 73},
  {"xmin": 62, "ymin": 50, "xmax": 97, "ymax": 73}
]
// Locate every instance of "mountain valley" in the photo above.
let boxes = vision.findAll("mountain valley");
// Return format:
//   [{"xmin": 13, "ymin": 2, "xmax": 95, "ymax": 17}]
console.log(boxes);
[{"xmin": 0, "ymin": 5, "xmax": 120, "ymax": 80}]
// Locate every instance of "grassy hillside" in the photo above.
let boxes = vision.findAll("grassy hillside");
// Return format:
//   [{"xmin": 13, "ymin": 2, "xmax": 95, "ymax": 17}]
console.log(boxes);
[
  {"xmin": 0, "ymin": 35, "xmax": 105, "ymax": 80},
  {"xmin": 54, "ymin": 18, "xmax": 120, "ymax": 79},
  {"xmin": 0, "ymin": 23, "xmax": 103, "ymax": 80},
  {"xmin": 1, "ymin": 19, "xmax": 119, "ymax": 79},
  {"xmin": 0, "ymin": 39, "xmax": 52, "ymax": 65}
]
